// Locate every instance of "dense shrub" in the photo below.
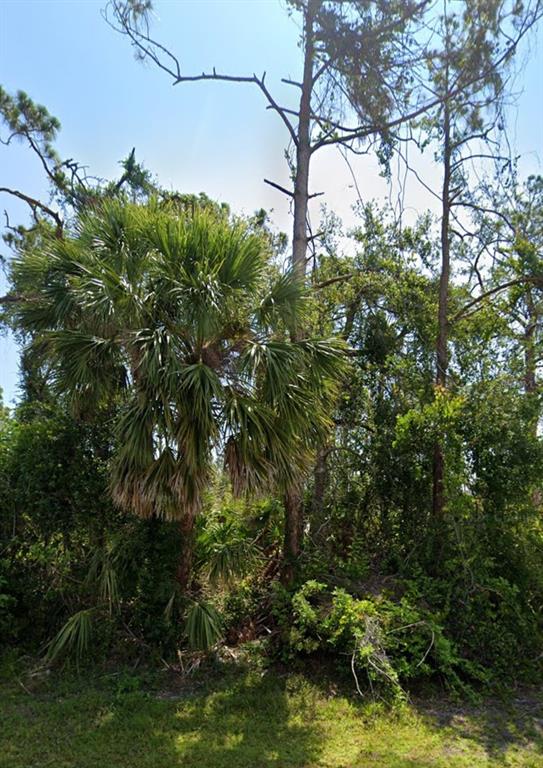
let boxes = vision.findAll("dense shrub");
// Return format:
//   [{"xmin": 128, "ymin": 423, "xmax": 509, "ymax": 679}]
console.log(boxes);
[{"xmin": 273, "ymin": 579, "xmax": 487, "ymax": 700}]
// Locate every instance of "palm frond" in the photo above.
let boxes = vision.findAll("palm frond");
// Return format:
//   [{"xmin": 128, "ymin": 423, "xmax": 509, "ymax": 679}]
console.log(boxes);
[
  {"xmin": 45, "ymin": 608, "xmax": 94, "ymax": 664},
  {"xmin": 11, "ymin": 197, "xmax": 349, "ymax": 537},
  {"xmin": 46, "ymin": 330, "xmax": 122, "ymax": 402},
  {"xmin": 185, "ymin": 599, "xmax": 223, "ymax": 650},
  {"xmin": 199, "ymin": 519, "xmax": 260, "ymax": 585},
  {"xmin": 255, "ymin": 269, "xmax": 306, "ymax": 331}
]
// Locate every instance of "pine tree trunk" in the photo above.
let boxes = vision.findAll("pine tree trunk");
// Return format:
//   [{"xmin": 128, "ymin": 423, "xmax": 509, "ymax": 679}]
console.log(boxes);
[
  {"xmin": 281, "ymin": 0, "xmax": 317, "ymax": 583},
  {"xmin": 432, "ymin": 99, "xmax": 451, "ymax": 523},
  {"xmin": 291, "ymin": 0, "xmax": 317, "ymax": 279},
  {"xmin": 524, "ymin": 295, "xmax": 538, "ymax": 401}
]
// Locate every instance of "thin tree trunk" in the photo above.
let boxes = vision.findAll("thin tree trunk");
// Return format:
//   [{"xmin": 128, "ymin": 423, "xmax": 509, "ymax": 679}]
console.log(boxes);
[
  {"xmin": 432, "ymin": 99, "xmax": 451, "ymax": 523},
  {"xmin": 524, "ymin": 296, "xmax": 542, "ymax": 507},
  {"xmin": 311, "ymin": 444, "xmax": 330, "ymax": 544},
  {"xmin": 524, "ymin": 294, "xmax": 538, "ymax": 400},
  {"xmin": 176, "ymin": 512, "xmax": 196, "ymax": 593},
  {"xmin": 282, "ymin": 484, "xmax": 304, "ymax": 585},
  {"xmin": 291, "ymin": 0, "xmax": 317, "ymax": 279},
  {"xmin": 524, "ymin": 335, "xmax": 537, "ymax": 397},
  {"xmin": 281, "ymin": 0, "xmax": 317, "ymax": 584}
]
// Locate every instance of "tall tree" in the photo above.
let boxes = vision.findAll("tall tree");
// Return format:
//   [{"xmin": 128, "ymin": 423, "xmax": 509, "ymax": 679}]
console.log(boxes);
[
  {"xmin": 474, "ymin": 174, "xmax": 543, "ymax": 417},
  {"xmin": 407, "ymin": 0, "xmax": 542, "ymax": 522},
  {"xmin": 105, "ymin": 0, "xmax": 543, "ymax": 575},
  {"xmin": 104, "ymin": 0, "xmax": 440, "ymax": 576}
]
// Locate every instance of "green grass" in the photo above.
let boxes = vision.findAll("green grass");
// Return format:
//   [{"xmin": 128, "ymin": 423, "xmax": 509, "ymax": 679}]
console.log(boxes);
[{"xmin": 1, "ymin": 668, "xmax": 542, "ymax": 767}]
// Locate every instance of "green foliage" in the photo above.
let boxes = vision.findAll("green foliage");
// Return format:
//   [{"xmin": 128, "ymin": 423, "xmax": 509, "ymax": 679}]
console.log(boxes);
[
  {"xmin": 0, "ymin": 400, "xmax": 185, "ymax": 660},
  {"xmin": 1, "ymin": 183, "xmax": 541, "ymax": 693},
  {"xmin": 185, "ymin": 600, "xmax": 223, "ymax": 651},
  {"xmin": 300, "ymin": 198, "xmax": 542, "ymax": 695},
  {"xmin": 10, "ymin": 200, "xmax": 346, "ymax": 527},
  {"xmin": 0, "ymin": 565, "xmax": 17, "ymax": 641},
  {"xmin": 1, "ymin": 0, "xmax": 541, "ymax": 708},
  {"xmin": 445, "ymin": 572, "xmax": 541, "ymax": 682},
  {"xmin": 0, "ymin": 403, "xmax": 111, "ymax": 647},
  {"xmin": 0, "ymin": 86, "xmax": 61, "ymax": 176},
  {"xmin": 45, "ymin": 608, "xmax": 94, "ymax": 664},
  {"xmin": 198, "ymin": 516, "xmax": 259, "ymax": 587},
  {"xmin": 276, "ymin": 580, "xmax": 479, "ymax": 701}
]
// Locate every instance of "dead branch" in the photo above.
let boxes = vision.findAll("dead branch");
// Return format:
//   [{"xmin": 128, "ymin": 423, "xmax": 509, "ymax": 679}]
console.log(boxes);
[
  {"xmin": 264, "ymin": 178, "xmax": 294, "ymax": 198},
  {"xmin": 0, "ymin": 187, "xmax": 63, "ymax": 238},
  {"xmin": 453, "ymin": 276, "xmax": 543, "ymax": 322}
]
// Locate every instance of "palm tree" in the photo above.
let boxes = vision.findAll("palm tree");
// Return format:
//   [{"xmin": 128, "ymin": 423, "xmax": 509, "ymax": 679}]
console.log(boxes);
[{"xmin": 12, "ymin": 199, "xmax": 345, "ymax": 591}]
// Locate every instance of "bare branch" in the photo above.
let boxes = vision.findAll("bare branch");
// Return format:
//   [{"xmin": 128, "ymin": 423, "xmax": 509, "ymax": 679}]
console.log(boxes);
[
  {"xmin": 450, "ymin": 200, "xmax": 515, "ymax": 231},
  {"xmin": 106, "ymin": 1, "xmax": 300, "ymax": 146},
  {"xmin": 314, "ymin": 273, "xmax": 354, "ymax": 290},
  {"xmin": 175, "ymin": 68, "xmax": 300, "ymax": 146},
  {"xmin": 307, "ymin": 230, "xmax": 325, "ymax": 242},
  {"xmin": 0, "ymin": 187, "xmax": 63, "ymax": 237},
  {"xmin": 256, "ymin": 73, "xmax": 299, "ymax": 145},
  {"xmin": 453, "ymin": 277, "xmax": 543, "ymax": 322},
  {"xmin": 264, "ymin": 178, "xmax": 294, "ymax": 198},
  {"xmin": 104, "ymin": 0, "xmax": 181, "ymax": 80},
  {"xmin": 281, "ymin": 78, "xmax": 303, "ymax": 89},
  {"xmin": 25, "ymin": 133, "xmax": 61, "ymax": 189},
  {"xmin": 0, "ymin": 293, "xmax": 21, "ymax": 305}
]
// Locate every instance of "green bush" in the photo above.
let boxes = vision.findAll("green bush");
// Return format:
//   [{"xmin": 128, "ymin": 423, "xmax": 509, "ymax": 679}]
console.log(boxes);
[
  {"xmin": 0, "ymin": 564, "xmax": 17, "ymax": 642},
  {"xmin": 444, "ymin": 571, "xmax": 543, "ymax": 683},
  {"xmin": 275, "ymin": 580, "xmax": 485, "ymax": 700}
]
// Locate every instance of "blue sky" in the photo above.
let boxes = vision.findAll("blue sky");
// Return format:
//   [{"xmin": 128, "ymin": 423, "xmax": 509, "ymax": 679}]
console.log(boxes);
[{"xmin": 1, "ymin": 0, "xmax": 542, "ymax": 405}]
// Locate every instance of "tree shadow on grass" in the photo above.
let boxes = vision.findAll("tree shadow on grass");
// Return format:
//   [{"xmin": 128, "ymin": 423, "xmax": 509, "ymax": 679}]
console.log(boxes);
[
  {"xmin": 413, "ymin": 691, "xmax": 543, "ymax": 765},
  {"xmin": 1, "ymin": 672, "xmax": 325, "ymax": 768},
  {"xmin": 167, "ymin": 672, "xmax": 323, "ymax": 767},
  {"xmin": 84, "ymin": 671, "xmax": 326, "ymax": 768},
  {"xmin": 4, "ymin": 673, "xmax": 543, "ymax": 767},
  {"xmin": 109, "ymin": 678, "xmax": 543, "ymax": 768}
]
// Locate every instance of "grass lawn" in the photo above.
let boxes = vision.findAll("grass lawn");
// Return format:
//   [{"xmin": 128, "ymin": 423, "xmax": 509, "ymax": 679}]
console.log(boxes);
[{"xmin": 1, "ymin": 665, "xmax": 542, "ymax": 767}]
